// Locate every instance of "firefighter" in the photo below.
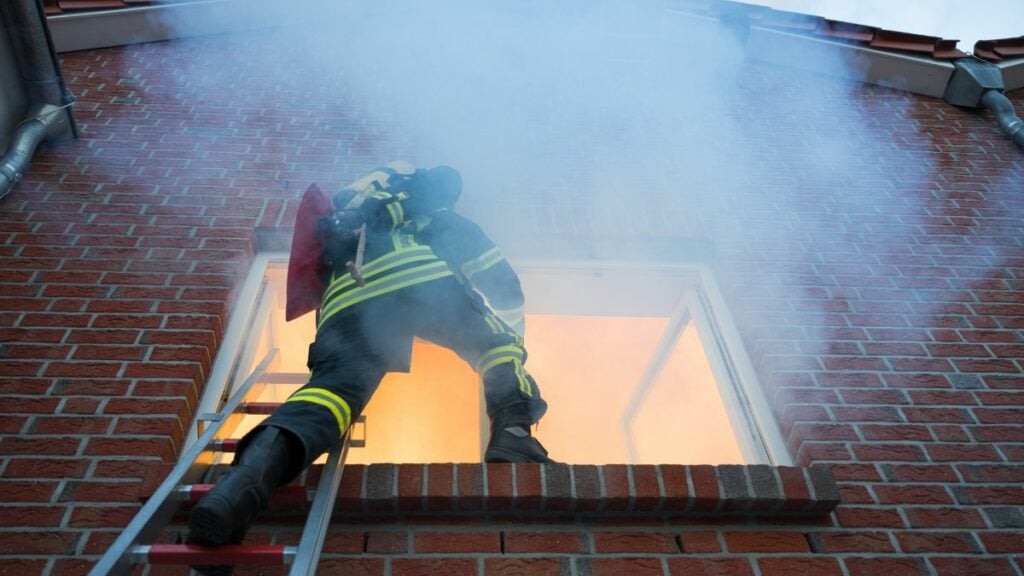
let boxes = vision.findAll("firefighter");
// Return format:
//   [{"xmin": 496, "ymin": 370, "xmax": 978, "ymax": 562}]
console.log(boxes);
[{"xmin": 187, "ymin": 164, "xmax": 552, "ymax": 558}]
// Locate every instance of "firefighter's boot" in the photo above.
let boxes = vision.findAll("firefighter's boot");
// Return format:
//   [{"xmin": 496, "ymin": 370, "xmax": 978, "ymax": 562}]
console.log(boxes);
[
  {"xmin": 484, "ymin": 404, "xmax": 554, "ymax": 463},
  {"xmin": 187, "ymin": 426, "xmax": 293, "ymax": 574}
]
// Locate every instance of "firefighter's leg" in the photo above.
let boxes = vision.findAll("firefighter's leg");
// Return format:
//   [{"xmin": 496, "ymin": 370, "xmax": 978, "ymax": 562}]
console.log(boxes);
[
  {"xmin": 187, "ymin": 322, "xmax": 387, "ymax": 560},
  {"xmin": 408, "ymin": 278, "xmax": 552, "ymax": 462}
]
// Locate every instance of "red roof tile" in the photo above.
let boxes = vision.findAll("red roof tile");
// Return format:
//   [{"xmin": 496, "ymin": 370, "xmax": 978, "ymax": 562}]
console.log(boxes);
[
  {"xmin": 974, "ymin": 37, "xmax": 1024, "ymax": 62},
  {"xmin": 673, "ymin": 0, "xmax": 969, "ymax": 61}
]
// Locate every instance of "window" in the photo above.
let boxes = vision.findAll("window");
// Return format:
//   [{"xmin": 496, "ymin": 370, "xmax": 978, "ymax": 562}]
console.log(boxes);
[{"xmin": 187, "ymin": 255, "xmax": 791, "ymax": 466}]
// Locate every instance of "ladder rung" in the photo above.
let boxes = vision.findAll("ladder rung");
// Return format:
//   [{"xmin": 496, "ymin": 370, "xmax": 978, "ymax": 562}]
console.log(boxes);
[
  {"xmin": 136, "ymin": 544, "xmax": 295, "ymax": 565},
  {"xmin": 239, "ymin": 402, "xmax": 282, "ymax": 414},
  {"xmin": 181, "ymin": 484, "xmax": 310, "ymax": 507},
  {"xmin": 259, "ymin": 373, "xmax": 311, "ymax": 385},
  {"xmin": 208, "ymin": 439, "xmax": 239, "ymax": 452}
]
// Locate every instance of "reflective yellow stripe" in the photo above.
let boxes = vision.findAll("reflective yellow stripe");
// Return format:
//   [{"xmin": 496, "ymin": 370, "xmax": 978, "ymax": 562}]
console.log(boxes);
[
  {"xmin": 386, "ymin": 202, "xmax": 403, "ymax": 228},
  {"xmin": 285, "ymin": 388, "xmax": 352, "ymax": 435},
  {"xmin": 475, "ymin": 344, "xmax": 525, "ymax": 374},
  {"xmin": 461, "ymin": 247, "xmax": 503, "ymax": 279},
  {"xmin": 514, "ymin": 361, "xmax": 533, "ymax": 397},
  {"xmin": 322, "ymin": 246, "xmax": 436, "ymax": 303},
  {"xmin": 318, "ymin": 262, "xmax": 453, "ymax": 330}
]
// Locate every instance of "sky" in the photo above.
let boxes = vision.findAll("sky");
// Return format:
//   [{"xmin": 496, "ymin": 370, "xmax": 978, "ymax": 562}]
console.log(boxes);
[{"xmin": 760, "ymin": 0, "xmax": 1023, "ymax": 51}]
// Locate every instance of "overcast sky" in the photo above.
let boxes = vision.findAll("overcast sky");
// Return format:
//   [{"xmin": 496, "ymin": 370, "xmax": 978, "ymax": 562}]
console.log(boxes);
[{"xmin": 759, "ymin": 0, "xmax": 1022, "ymax": 51}]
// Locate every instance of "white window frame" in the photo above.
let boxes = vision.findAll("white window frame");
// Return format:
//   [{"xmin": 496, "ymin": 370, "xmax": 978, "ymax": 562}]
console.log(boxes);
[{"xmin": 187, "ymin": 253, "xmax": 792, "ymax": 467}]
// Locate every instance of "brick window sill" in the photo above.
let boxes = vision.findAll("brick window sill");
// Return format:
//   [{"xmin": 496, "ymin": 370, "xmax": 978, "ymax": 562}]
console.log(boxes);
[{"xmin": 308, "ymin": 463, "xmax": 840, "ymax": 519}]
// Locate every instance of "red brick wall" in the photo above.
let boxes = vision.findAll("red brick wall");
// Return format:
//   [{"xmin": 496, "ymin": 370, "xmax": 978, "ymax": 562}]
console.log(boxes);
[{"xmin": 1, "ymin": 33, "xmax": 1022, "ymax": 575}]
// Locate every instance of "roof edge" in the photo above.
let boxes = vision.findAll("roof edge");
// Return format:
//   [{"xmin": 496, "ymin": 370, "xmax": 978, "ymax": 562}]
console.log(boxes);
[
  {"xmin": 47, "ymin": 0, "xmax": 294, "ymax": 53},
  {"xmin": 747, "ymin": 25, "xmax": 955, "ymax": 99}
]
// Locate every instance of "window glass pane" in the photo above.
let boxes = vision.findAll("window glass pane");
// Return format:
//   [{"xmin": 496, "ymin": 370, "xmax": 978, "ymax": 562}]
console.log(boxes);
[{"xmin": 630, "ymin": 321, "xmax": 745, "ymax": 465}]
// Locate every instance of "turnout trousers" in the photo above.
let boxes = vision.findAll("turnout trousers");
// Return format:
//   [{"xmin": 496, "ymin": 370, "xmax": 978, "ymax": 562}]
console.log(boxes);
[{"xmin": 240, "ymin": 276, "xmax": 547, "ymax": 477}]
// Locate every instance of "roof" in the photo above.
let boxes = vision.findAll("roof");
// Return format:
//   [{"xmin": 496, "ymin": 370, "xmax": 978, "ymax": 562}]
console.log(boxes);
[
  {"xmin": 42, "ymin": 0, "xmax": 1024, "ymax": 96},
  {"xmin": 672, "ymin": 0, "xmax": 971, "ymax": 61},
  {"xmin": 44, "ymin": 0, "xmax": 1016, "ymax": 63}
]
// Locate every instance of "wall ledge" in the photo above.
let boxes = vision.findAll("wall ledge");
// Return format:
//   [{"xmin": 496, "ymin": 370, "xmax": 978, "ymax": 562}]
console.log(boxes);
[{"xmin": 148, "ymin": 463, "xmax": 839, "ymax": 521}]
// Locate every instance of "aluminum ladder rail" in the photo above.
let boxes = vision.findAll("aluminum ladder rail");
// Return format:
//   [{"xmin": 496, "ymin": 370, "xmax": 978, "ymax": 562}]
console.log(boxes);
[{"xmin": 88, "ymin": 349, "xmax": 351, "ymax": 575}]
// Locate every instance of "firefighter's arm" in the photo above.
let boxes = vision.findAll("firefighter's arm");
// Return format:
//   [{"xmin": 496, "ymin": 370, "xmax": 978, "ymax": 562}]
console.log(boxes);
[{"xmin": 418, "ymin": 211, "xmax": 527, "ymax": 335}]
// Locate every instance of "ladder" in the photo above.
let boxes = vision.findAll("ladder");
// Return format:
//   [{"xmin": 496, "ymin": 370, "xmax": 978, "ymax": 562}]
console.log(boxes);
[{"xmin": 89, "ymin": 349, "xmax": 361, "ymax": 575}]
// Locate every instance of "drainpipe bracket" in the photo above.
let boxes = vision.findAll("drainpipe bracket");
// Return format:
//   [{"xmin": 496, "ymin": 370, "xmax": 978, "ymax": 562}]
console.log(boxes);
[{"xmin": 944, "ymin": 58, "xmax": 1005, "ymax": 108}]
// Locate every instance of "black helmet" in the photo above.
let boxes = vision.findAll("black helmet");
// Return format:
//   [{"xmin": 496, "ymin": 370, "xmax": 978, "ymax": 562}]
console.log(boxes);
[{"xmin": 419, "ymin": 165, "xmax": 462, "ymax": 208}]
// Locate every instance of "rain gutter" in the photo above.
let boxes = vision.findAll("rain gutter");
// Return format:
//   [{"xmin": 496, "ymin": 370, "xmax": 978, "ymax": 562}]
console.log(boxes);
[
  {"xmin": 744, "ymin": 26, "xmax": 956, "ymax": 99},
  {"xmin": 47, "ymin": 0, "xmax": 316, "ymax": 53}
]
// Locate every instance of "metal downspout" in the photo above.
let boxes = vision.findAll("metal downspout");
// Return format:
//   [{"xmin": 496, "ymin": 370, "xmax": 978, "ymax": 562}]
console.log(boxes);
[
  {"xmin": 0, "ymin": 104, "xmax": 71, "ymax": 198},
  {"xmin": 0, "ymin": 0, "xmax": 77, "ymax": 201},
  {"xmin": 980, "ymin": 90, "xmax": 1024, "ymax": 150}
]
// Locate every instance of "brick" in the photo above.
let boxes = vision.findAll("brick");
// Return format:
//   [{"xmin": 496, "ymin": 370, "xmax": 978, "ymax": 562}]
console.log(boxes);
[
  {"xmin": 485, "ymin": 462, "xmax": 513, "ymax": 511},
  {"xmin": 68, "ymin": 505, "xmax": 139, "ymax": 528},
  {"xmin": 316, "ymin": 559, "xmax": 385, "ymax": 576},
  {"xmin": 594, "ymin": 531, "xmax": 678, "ymax": 554},
  {"xmin": 335, "ymin": 464, "xmax": 364, "ymax": 513},
  {"xmin": 365, "ymin": 463, "xmax": 396, "ymax": 512},
  {"xmin": 836, "ymin": 507, "xmax": 905, "ymax": 528},
  {"xmin": 631, "ymin": 465, "xmax": 661, "ymax": 511},
  {"xmin": 874, "ymin": 484, "xmax": 953, "ymax": 505},
  {"xmin": 0, "ymin": 531, "xmax": 78, "ymax": 554},
  {"xmin": 810, "ymin": 531, "xmax": 894, "ymax": 553},
  {"xmin": 724, "ymin": 531, "xmax": 809, "ymax": 553},
  {"xmin": 927, "ymin": 444, "xmax": 1003, "ymax": 462},
  {"xmin": 929, "ymin": 557, "xmax": 1017, "ymax": 576},
  {"xmin": 0, "ymin": 437, "xmax": 81, "ymax": 456},
  {"xmin": 954, "ymin": 485, "xmax": 1024, "ymax": 505},
  {"xmin": 456, "ymin": 463, "xmax": 483, "ymax": 512},
  {"xmin": 423, "ymin": 463, "xmax": 454, "ymax": 511},
  {"xmin": 396, "ymin": 463, "xmax": 424, "ymax": 512},
  {"xmin": 758, "ymin": 557, "xmax": 842, "ymax": 576},
  {"xmin": 414, "ymin": 531, "xmax": 500, "ymax": 553},
  {"xmin": 689, "ymin": 465, "xmax": 719, "ymax": 512},
  {"xmin": 844, "ymin": 557, "xmax": 928, "ymax": 576},
  {"xmin": 678, "ymin": 531, "xmax": 720, "ymax": 553},
  {"xmin": 504, "ymin": 531, "xmax": 585, "ymax": 554},
  {"xmin": 602, "ymin": 464, "xmax": 631, "ymax": 511},
  {"xmin": 0, "ymin": 505, "xmax": 66, "ymax": 527},
  {"xmin": 484, "ymin": 558, "xmax": 566, "ymax": 576},
  {"xmin": 660, "ymin": 465, "xmax": 690, "ymax": 511},
  {"xmin": 366, "ymin": 531, "xmax": 408, "ymax": 554},
  {"xmin": 979, "ymin": 532, "xmax": 1024, "ymax": 553},
  {"xmin": 667, "ymin": 558, "xmax": 753, "ymax": 576},
  {"xmin": 852, "ymin": 444, "xmax": 926, "ymax": 462},
  {"xmin": 542, "ymin": 463, "xmax": 571, "ymax": 512},
  {"xmin": 984, "ymin": 506, "xmax": 1024, "ymax": 528},
  {"xmin": 514, "ymin": 463, "xmax": 542, "ymax": 511},
  {"xmin": 322, "ymin": 531, "xmax": 363, "ymax": 553},
  {"xmin": 717, "ymin": 465, "xmax": 752, "ymax": 511},
  {"xmin": 905, "ymin": 506, "xmax": 986, "ymax": 528},
  {"xmin": 881, "ymin": 464, "xmax": 958, "ymax": 483},
  {"xmin": 2, "ymin": 458, "xmax": 88, "ymax": 478},
  {"xmin": 572, "ymin": 464, "xmax": 601, "ymax": 512},
  {"xmin": 584, "ymin": 558, "xmax": 664, "ymax": 576},
  {"xmin": 897, "ymin": 531, "xmax": 979, "ymax": 553},
  {"xmin": 391, "ymin": 559, "xmax": 477, "ymax": 576}
]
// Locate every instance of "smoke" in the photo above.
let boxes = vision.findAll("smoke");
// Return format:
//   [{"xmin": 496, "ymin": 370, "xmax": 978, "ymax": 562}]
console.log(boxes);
[
  {"xmin": 142, "ymin": 0, "xmax": 951, "ymax": 343},
  {"xmin": 140, "ymin": 0, "xmax": 1023, "ymax": 465},
  {"xmin": 760, "ymin": 0, "xmax": 1024, "ymax": 52}
]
